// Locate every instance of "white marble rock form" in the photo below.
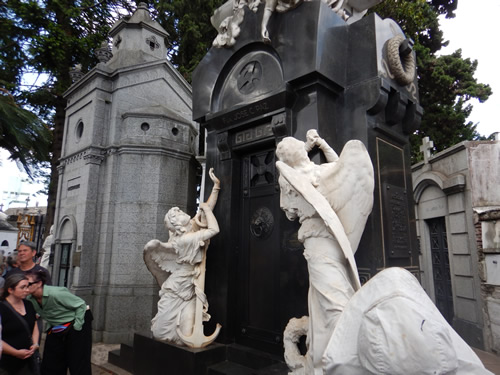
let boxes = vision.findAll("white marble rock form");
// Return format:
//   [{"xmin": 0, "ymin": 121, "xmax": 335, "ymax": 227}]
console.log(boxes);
[{"xmin": 143, "ymin": 168, "xmax": 221, "ymax": 348}]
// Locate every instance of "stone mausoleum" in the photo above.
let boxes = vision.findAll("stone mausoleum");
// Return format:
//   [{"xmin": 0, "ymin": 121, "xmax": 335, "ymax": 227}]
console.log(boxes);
[
  {"xmin": 52, "ymin": 3, "xmax": 199, "ymax": 342},
  {"xmin": 413, "ymin": 137, "xmax": 500, "ymax": 352}
]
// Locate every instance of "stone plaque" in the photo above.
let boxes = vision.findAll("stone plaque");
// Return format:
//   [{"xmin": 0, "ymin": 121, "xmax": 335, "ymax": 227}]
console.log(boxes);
[
  {"xmin": 377, "ymin": 138, "xmax": 412, "ymax": 259},
  {"xmin": 382, "ymin": 183, "xmax": 410, "ymax": 258}
]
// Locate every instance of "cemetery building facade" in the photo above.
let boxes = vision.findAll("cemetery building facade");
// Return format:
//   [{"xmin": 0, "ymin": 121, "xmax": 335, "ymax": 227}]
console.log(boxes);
[
  {"xmin": 412, "ymin": 138, "xmax": 500, "ymax": 353},
  {"xmin": 52, "ymin": 4, "xmax": 199, "ymax": 342}
]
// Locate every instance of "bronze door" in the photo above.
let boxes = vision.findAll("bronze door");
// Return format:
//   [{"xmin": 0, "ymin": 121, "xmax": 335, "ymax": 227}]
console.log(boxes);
[
  {"xmin": 237, "ymin": 147, "xmax": 307, "ymax": 354},
  {"xmin": 428, "ymin": 217, "xmax": 454, "ymax": 324}
]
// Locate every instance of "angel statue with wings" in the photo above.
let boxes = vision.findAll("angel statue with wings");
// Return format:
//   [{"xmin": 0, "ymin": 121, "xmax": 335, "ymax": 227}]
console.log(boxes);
[
  {"xmin": 276, "ymin": 130, "xmax": 374, "ymax": 374},
  {"xmin": 277, "ymin": 134, "xmax": 492, "ymax": 375},
  {"xmin": 144, "ymin": 168, "xmax": 221, "ymax": 348}
]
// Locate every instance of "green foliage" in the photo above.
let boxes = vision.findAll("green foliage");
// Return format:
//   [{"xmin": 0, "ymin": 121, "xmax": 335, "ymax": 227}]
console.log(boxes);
[
  {"xmin": 373, "ymin": 0, "xmax": 492, "ymax": 161},
  {"xmin": 151, "ymin": 0, "xmax": 225, "ymax": 82},
  {"xmin": 1, "ymin": 0, "xmax": 129, "ymax": 225},
  {"xmin": 0, "ymin": 0, "xmax": 121, "ymax": 165},
  {"xmin": 0, "ymin": 89, "xmax": 51, "ymax": 179}
]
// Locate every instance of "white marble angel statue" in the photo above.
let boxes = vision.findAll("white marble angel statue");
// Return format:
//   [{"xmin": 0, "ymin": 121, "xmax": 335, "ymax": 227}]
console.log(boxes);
[
  {"xmin": 40, "ymin": 225, "xmax": 54, "ymax": 269},
  {"xmin": 276, "ymin": 130, "xmax": 374, "ymax": 374},
  {"xmin": 144, "ymin": 168, "xmax": 221, "ymax": 348},
  {"xmin": 276, "ymin": 131, "xmax": 492, "ymax": 375}
]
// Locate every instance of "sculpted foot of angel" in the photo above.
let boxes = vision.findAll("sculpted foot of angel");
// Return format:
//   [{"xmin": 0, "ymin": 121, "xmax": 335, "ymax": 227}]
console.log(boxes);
[{"xmin": 144, "ymin": 169, "xmax": 221, "ymax": 347}]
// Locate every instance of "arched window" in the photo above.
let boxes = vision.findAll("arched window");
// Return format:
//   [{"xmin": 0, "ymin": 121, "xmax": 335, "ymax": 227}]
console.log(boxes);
[{"xmin": 1, "ymin": 240, "xmax": 9, "ymax": 246}]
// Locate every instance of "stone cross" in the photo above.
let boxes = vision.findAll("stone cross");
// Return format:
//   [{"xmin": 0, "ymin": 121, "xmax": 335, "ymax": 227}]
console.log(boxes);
[{"xmin": 420, "ymin": 136, "xmax": 434, "ymax": 164}]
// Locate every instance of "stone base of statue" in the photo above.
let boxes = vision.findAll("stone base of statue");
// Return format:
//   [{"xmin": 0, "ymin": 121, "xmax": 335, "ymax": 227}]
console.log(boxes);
[
  {"xmin": 109, "ymin": 333, "xmax": 226, "ymax": 375},
  {"xmin": 109, "ymin": 333, "xmax": 289, "ymax": 375}
]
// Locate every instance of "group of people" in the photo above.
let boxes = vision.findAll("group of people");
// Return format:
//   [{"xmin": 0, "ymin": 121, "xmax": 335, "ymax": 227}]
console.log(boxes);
[{"xmin": 0, "ymin": 241, "xmax": 92, "ymax": 375}]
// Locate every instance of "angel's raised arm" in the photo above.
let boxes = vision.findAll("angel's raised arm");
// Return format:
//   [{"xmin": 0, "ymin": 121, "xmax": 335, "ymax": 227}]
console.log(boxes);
[
  {"xmin": 305, "ymin": 129, "xmax": 338, "ymax": 163},
  {"xmin": 198, "ymin": 202, "xmax": 220, "ymax": 241},
  {"xmin": 204, "ymin": 168, "xmax": 220, "ymax": 211}
]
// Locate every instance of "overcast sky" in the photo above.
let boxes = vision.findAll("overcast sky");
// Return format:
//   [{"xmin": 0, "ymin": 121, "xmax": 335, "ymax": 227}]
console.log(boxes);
[
  {"xmin": 439, "ymin": 0, "xmax": 500, "ymax": 138},
  {"xmin": 0, "ymin": 149, "xmax": 47, "ymax": 209}
]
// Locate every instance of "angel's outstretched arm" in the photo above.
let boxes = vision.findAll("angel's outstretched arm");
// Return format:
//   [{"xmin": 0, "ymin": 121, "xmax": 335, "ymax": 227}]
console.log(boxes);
[
  {"xmin": 198, "ymin": 202, "xmax": 220, "ymax": 241},
  {"xmin": 305, "ymin": 129, "xmax": 338, "ymax": 163},
  {"xmin": 204, "ymin": 168, "xmax": 221, "ymax": 211}
]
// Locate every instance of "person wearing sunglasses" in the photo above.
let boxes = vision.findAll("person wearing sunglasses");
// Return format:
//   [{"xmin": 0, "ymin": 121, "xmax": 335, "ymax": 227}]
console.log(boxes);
[{"xmin": 25, "ymin": 270, "xmax": 92, "ymax": 375}]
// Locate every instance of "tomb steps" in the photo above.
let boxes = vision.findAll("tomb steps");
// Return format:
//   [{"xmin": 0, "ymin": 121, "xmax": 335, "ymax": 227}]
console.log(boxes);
[
  {"xmin": 107, "ymin": 334, "xmax": 290, "ymax": 374},
  {"xmin": 207, "ymin": 344, "xmax": 289, "ymax": 375}
]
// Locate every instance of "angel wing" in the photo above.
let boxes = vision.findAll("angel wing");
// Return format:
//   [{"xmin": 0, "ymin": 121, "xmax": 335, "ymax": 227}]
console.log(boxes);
[
  {"xmin": 317, "ymin": 140, "xmax": 374, "ymax": 253},
  {"xmin": 143, "ymin": 239, "xmax": 179, "ymax": 287}
]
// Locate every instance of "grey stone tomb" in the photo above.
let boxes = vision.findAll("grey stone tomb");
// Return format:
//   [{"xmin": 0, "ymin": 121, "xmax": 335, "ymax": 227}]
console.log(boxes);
[{"xmin": 56, "ymin": 3, "xmax": 198, "ymax": 343}]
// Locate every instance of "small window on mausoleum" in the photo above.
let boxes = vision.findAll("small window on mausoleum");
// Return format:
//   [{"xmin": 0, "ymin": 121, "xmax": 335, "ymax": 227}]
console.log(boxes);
[
  {"xmin": 141, "ymin": 122, "xmax": 150, "ymax": 132},
  {"xmin": 75, "ymin": 121, "xmax": 84, "ymax": 142}
]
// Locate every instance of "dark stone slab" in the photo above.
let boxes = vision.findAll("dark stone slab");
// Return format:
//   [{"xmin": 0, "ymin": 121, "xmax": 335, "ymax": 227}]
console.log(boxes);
[
  {"xmin": 132, "ymin": 334, "xmax": 227, "ymax": 375},
  {"xmin": 207, "ymin": 361, "xmax": 256, "ymax": 375},
  {"xmin": 108, "ymin": 335, "xmax": 290, "ymax": 375},
  {"xmin": 108, "ymin": 343, "xmax": 134, "ymax": 373},
  {"xmin": 207, "ymin": 361, "xmax": 289, "ymax": 375},
  {"xmin": 226, "ymin": 343, "xmax": 282, "ymax": 369}
]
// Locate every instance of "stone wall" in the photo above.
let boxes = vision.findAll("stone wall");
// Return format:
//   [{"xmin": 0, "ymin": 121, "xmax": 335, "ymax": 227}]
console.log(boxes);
[{"xmin": 470, "ymin": 141, "xmax": 500, "ymax": 354}]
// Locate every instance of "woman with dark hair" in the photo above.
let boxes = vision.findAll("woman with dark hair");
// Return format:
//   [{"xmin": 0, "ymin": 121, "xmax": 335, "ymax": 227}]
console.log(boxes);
[
  {"xmin": 26, "ymin": 270, "xmax": 92, "ymax": 375},
  {"xmin": 0, "ymin": 274, "xmax": 40, "ymax": 375}
]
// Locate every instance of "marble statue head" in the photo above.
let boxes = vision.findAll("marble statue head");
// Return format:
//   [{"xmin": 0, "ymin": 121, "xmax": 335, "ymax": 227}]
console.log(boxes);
[
  {"xmin": 165, "ymin": 207, "xmax": 191, "ymax": 234},
  {"xmin": 276, "ymin": 137, "xmax": 310, "ymax": 169}
]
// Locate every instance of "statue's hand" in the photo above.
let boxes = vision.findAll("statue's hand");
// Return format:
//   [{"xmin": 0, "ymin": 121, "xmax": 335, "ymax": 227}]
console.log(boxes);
[
  {"xmin": 209, "ymin": 168, "xmax": 220, "ymax": 189},
  {"xmin": 306, "ymin": 129, "xmax": 322, "ymax": 147},
  {"xmin": 248, "ymin": 0, "xmax": 261, "ymax": 12}
]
